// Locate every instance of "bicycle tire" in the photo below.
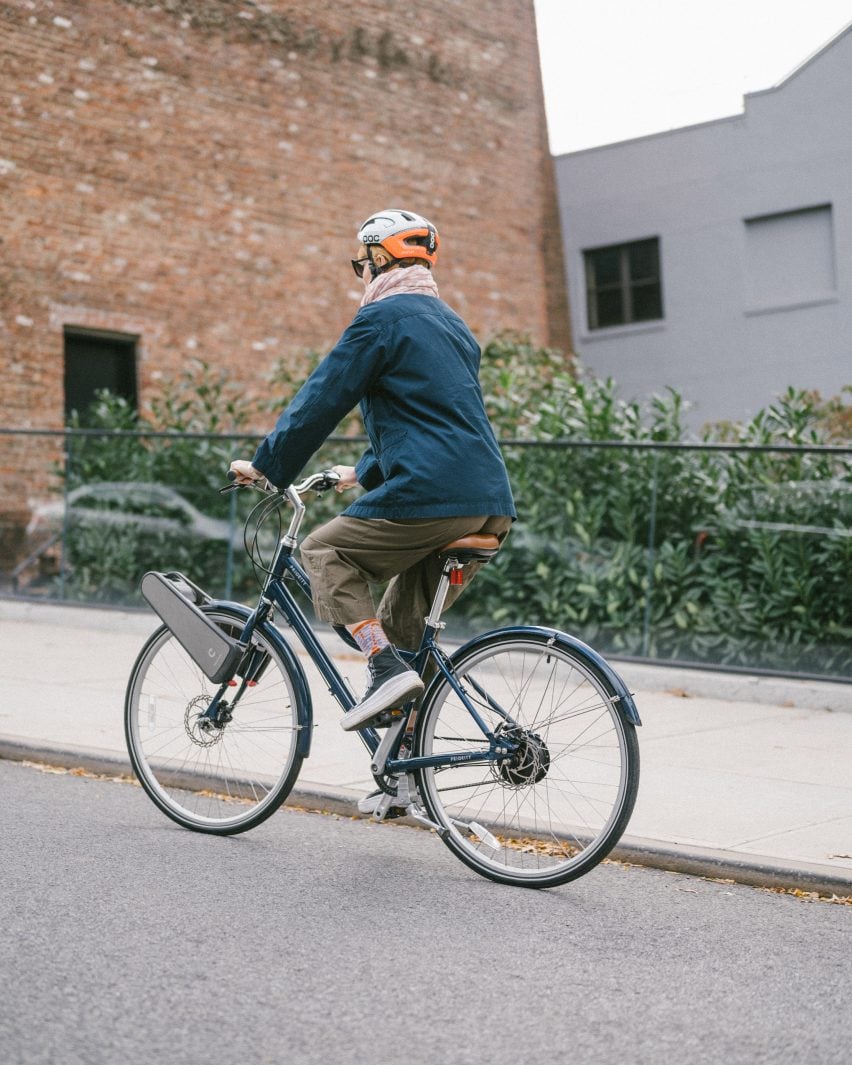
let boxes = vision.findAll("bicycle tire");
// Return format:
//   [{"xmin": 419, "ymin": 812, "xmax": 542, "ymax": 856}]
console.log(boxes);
[
  {"xmin": 414, "ymin": 631, "xmax": 639, "ymax": 888},
  {"xmin": 125, "ymin": 607, "xmax": 305, "ymax": 835}
]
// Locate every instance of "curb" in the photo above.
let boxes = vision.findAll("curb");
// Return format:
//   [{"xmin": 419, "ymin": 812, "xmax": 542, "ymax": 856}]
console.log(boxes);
[
  {"xmin": 603, "ymin": 836, "xmax": 852, "ymax": 896},
  {"xmin": 0, "ymin": 737, "xmax": 133, "ymax": 775},
  {"xmin": 4, "ymin": 735, "xmax": 851, "ymax": 897}
]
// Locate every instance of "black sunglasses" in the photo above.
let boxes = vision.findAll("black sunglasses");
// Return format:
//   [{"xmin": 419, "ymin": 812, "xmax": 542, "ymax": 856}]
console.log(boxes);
[{"xmin": 351, "ymin": 257, "xmax": 371, "ymax": 278}]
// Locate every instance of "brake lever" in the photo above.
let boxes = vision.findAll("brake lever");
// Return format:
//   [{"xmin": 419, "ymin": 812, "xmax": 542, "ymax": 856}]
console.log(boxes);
[
  {"xmin": 219, "ymin": 471, "xmax": 273, "ymax": 495},
  {"xmin": 311, "ymin": 471, "xmax": 342, "ymax": 495}
]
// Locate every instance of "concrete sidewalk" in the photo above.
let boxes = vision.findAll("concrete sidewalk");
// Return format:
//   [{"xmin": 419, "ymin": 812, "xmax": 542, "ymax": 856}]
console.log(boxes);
[{"xmin": 2, "ymin": 598, "xmax": 851, "ymax": 894}]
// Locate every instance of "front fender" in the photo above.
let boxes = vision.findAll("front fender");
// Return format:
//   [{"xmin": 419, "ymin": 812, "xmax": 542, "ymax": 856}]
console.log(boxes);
[
  {"xmin": 204, "ymin": 599, "xmax": 314, "ymax": 756},
  {"xmin": 443, "ymin": 625, "xmax": 642, "ymax": 727}
]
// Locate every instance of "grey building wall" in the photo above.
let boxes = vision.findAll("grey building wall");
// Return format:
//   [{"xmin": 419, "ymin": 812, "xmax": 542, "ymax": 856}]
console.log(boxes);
[{"xmin": 554, "ymin": 24, "xmax": 852, "ymax": 428}]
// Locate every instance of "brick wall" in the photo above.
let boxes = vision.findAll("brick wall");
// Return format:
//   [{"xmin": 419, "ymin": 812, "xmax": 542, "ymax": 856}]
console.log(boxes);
[{"xmin": 0, "ymin": 0, "xmax": 570, "ymax": 563}]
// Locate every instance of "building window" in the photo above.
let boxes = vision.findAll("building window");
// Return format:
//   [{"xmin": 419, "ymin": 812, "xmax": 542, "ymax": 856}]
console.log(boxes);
[
  {"xmin": 584, "ymin": 238, "xmax": 663, "ymax": 330},
  {"xmin": 63, "ymin": 327, "xmax": 138, "ymax": 421},
  {"xmin": 744, "ymin": 204, "xmax": 835, "ymax": 310}
]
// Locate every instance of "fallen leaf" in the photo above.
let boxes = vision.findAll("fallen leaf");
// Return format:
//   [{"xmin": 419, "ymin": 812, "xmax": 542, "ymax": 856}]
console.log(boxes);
[
  {"xmin": 763, "ymin": 886, "xmax": 852, "ymax": 906},
  {"xmin": 22, "ymin": 762, "xmax": 68, "ymax": 775}
]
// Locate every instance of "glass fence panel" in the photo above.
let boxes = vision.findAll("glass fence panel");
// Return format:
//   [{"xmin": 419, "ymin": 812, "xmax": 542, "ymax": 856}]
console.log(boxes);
[
  {"xmin": 2, "ymin": 431, "xmax": 365, "ymax": 608},
  {"xmin": 460, "ymin": 443, "xmax": 657, "ymax": 657},
  {"xmin": 459, "ymin": 442, "xmax": 851, "ymax": 679},
  {"xmin": 1, "ymin": 431, "xmax": 849, "ymax": 679},
  {"xmin": 648, "ymin": 444, "xmax": 851, "ymax": 676},
  {"xmin": 9, "ymin": 432, "xmax": 235, "ymax": 605}
]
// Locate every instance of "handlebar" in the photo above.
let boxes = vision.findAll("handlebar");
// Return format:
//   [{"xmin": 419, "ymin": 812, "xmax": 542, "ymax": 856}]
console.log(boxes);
[
  {"xmin": 293, "ymin": 469, "xmax": 342, "ymax": 495},
  {"xmin": 221, "ymin": 469, "xmax": 341, "ymax": 497},
  {"xmin": 222, "ymin": 467, "xmax": 343, "ymax": 557}
]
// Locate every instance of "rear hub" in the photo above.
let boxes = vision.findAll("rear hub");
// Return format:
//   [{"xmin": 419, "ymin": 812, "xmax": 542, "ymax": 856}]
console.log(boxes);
[{"xmin": 493, "ymin": 725, "xmax": 551, "ymax": 787}]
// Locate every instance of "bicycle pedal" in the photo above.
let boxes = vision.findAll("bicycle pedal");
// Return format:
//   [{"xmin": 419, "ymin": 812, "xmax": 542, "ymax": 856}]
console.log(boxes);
[{"xmin": 371, "ymin": 708, "xmax": 405, "ymax": 728}]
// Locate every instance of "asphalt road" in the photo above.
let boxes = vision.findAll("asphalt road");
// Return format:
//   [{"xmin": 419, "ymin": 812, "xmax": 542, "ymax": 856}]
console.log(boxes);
[{"xmin": 1, "ymin": 758, "xmax": 849, "ymax": 1065}]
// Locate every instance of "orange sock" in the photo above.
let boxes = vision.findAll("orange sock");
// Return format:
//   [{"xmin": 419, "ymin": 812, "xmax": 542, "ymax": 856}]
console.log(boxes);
[{"xmin": 347, "ymin": 619, "xmax": 390, "ymax": 657}]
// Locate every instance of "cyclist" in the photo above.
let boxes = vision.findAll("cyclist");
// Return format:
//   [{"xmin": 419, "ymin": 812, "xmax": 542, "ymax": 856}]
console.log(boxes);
[{"xmin": 230, "ymin": 208, "xmax": 515, "ymax": 732}]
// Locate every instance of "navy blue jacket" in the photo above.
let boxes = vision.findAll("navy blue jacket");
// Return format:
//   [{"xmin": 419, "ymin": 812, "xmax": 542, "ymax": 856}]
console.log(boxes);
[{"xmin": 252, "ymin": 294, "xmax": 516, "ymax": 521}]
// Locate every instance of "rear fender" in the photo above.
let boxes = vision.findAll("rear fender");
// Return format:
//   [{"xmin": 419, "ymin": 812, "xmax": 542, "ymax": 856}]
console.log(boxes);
[
  {"xmin": 204, "ymin": 599, "xmax": 314, "ymax": 756},
  {"xmin": 440, "ymin": 625, "xmax": 642, "ymax": 727}
]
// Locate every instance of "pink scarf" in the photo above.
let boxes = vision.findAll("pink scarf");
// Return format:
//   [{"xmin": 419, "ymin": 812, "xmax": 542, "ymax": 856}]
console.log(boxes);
[{"xmin": 360, "ymin": 264, "xmax": 439, "ymax": 307}]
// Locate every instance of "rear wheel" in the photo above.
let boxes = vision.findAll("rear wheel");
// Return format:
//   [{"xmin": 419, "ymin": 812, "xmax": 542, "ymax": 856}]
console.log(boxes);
[
  {"xmin": 415, "ymin": 633, "xmax": 639, "ymax": 887},
  {"xmin": 125, "ymin": 610, "xmax": 304, "ymax": 834}
]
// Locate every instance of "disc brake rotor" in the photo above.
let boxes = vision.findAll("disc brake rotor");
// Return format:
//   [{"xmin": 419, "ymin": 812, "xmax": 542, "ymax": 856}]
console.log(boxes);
[{"xmin": 184, "ymin": 695, "xmax": 224, "ymax": 748}]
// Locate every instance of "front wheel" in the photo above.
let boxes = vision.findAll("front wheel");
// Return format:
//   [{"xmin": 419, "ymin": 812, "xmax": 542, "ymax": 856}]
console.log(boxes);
[
  {"xmin": 125, "ymin": 609, "xmax": 305, "ymax": 834},
  {"xmin": 415, "ymin": 632, "xmax": 639, "ymax": 888}
]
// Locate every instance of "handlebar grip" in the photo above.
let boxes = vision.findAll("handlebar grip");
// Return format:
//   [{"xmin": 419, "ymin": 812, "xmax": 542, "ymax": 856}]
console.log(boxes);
[{"xmin": 223, "ymin": 469, "xmax": 270, "ymax": 491}]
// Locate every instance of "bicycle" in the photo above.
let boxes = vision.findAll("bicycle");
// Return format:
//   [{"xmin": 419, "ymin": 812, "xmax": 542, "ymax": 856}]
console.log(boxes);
[{"xmin": 125, "ymin": 471, "xmax": 641, "ymax": 888}]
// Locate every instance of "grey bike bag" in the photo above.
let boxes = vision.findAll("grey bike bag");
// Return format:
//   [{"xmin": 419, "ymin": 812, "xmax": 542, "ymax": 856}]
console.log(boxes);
[{"xmin": 140, "ymin": 571, "xmax": 245, "ymax": 684}]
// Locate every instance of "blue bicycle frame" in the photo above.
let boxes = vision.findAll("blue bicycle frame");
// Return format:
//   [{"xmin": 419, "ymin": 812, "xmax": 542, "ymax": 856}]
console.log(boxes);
[{"xmin": 203, "ymin": 480, "xmax": 517, "ymax": 781}]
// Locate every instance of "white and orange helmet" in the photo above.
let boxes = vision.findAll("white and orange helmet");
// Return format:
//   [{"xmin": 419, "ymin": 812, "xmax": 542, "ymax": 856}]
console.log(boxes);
[{"xmin": 356, "ymin": 208, "xmax": 440, "ymax": 267}]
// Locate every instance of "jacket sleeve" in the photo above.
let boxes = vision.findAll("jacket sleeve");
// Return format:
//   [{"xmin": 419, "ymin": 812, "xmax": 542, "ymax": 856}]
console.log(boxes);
[
  {"xmin": 354, "ymin": 448, "xmax": 385, "ymax": 491},
  {"xmin": 252, "ymin": 315, "xmax": 384, "ymax": 488}
]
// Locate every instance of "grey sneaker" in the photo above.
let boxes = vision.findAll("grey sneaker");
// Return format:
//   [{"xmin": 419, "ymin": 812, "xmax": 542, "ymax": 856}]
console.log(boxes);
[{"xmin": 340, "ymin": 646, "xmax": 424, "ymax": 732}]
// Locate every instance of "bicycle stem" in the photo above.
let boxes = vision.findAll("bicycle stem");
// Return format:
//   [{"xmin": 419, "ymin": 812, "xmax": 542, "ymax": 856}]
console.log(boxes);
[{"xmin": 281, "ymin": 485, "xmax": 305, "ymax": 548}]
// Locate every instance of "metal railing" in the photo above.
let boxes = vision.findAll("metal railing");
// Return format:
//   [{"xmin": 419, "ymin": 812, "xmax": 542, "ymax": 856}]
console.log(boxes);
[{"xmin": 1, "ymin": 427, "xmax": 850, "ymax": 681}]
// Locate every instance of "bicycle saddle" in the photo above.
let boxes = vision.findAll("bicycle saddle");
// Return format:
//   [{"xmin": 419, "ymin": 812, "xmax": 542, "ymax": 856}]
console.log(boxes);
[{"xmin": 439, "ymin": 534, "xmax": 501, "ymax": 562}]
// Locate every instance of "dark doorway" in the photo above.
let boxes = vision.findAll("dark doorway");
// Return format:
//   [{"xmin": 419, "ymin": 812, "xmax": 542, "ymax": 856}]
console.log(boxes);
[{"xmin": 63, "ymin": 328, "xmax": 138, "ymax": 421}]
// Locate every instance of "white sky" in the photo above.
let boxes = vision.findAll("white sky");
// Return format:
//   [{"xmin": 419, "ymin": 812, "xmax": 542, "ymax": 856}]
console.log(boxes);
[{"xmin": 534, "ymin": 0, "xmax": 852, "ymax": 155}]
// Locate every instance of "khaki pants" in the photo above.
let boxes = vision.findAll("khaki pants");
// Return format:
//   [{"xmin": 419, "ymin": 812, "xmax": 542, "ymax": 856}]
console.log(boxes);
[{"xmin": 300, "ymin": 514, "xmax": 512, "ymax": 651}]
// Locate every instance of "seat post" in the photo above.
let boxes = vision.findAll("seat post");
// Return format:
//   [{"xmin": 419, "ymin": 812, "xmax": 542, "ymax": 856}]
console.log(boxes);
[
  {"xmin": 424, "ymin": 534, "xmax": 500, "ymax": 636},
  {"xmin": 424, "ymin": 558, "xmax": 461, "ymax": 631}
]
